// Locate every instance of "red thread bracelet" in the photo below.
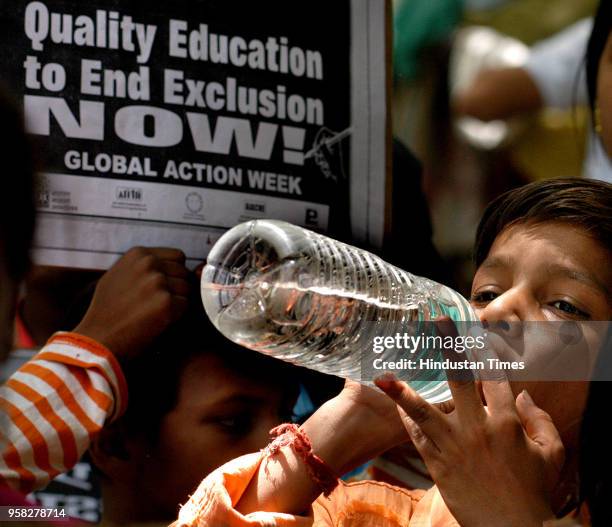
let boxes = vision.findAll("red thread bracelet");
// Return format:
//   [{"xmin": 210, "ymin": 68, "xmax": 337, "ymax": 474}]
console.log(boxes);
[{"xmin": 264, "ymin": 423, "xmax": 339, "ymax": 498}]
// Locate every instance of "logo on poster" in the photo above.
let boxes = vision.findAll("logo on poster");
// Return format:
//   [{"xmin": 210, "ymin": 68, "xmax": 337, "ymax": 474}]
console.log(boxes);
[
  {"xmin": 245, "ymin": 202, "xmax": 265, "ymax": 213},
  {"xmin": 305, "ymin": 208, "xmax": 319, "ymax": 227},
  {"xmin": 115, "ymin": 187, "xmax": 143, "ymax": 201},
  {"xmin": 186, "ymin": 192, "xmax": 204, "ymax": 214},
  {"xmin": 35, "ymin": 175, "xmax": 50, "ymax": 209}
]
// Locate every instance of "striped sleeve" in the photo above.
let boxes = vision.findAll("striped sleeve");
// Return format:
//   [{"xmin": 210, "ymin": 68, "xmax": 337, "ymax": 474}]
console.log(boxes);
[{"xmin": 0, "ymin": 332, "xmax": 128, "ymax": 494}]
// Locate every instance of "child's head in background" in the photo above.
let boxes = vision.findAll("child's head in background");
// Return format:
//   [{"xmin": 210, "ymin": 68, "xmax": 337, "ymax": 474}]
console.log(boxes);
[{"xmin": 89, "ymin": 301, "xmax": 300, "ymax": 523}]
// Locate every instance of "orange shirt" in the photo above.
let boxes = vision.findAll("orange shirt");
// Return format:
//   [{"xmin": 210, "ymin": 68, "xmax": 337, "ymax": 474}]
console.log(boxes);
[
  {"xmin": 0, "ymin": 332, "xmax": 127, "ymax": 494},
  {"xmin": 173, "ymin": 451, "xmax": 460, "ymax": 527}
]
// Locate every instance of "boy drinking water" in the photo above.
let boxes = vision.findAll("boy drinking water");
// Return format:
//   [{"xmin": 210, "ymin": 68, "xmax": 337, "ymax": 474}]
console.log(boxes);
[
  {"xmin": 177, "ymin": 178, "xmax": 612, "ymax": 526},
  {"xmin": 3, "ymin": 178, "xmax": 611, "ymax": 526}
]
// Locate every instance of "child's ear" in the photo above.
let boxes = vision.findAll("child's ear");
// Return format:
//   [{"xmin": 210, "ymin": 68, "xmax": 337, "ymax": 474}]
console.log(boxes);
[{"xmin": 89, "ymin": 422, "xmax": 138, "ymax": 482}]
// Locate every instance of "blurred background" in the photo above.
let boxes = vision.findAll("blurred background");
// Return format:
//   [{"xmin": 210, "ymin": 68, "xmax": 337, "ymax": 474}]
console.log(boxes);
[{"xmin": 391, "ymin": 0, "xmax": 599, "ymax": 294}]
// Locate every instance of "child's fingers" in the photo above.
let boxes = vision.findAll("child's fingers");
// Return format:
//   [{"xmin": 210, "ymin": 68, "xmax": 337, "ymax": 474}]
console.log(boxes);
[
  {"xmin": 436, "ymin": 317, "xmax": 486, "ymax": 422},
  {"xmin": 375, "ymin": 375, "xmax": 447, "ymax": 441},
  {"xmin": 169, "ymin": 295, "xmax": 190, "ymax": 323},
  {"xmin": 399, "ymin": 410, "xmax": 442, "ymax": 459},
  {"xmin": 436, "ymin": 316, "xmax": 517, "ymax": 418},
  {"xmin": 434, "ymin": 399, "xmax": 455, "ymax": 414},
  {"xmin": 158, "ymin": 260, "xmax": 190, "ymax": 279},
  {"xmin": 516, "ymin": 390, "xmax": 565, "ymax": 469},
  {"xmin": 148, "ymin": 247, "xmax": 186, "ymax": 263},
  {"xmin": 167, "ymin": 277, "xmax": 191, "ymax": 298},
  {"xmin": 481, "ymin": 375, "xmax": 516, "ymax": 415}
]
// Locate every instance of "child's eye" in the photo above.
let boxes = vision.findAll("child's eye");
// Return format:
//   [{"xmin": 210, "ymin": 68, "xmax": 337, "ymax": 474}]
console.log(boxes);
[
  {"xmin": 215, "ymin": 414, "xmax": 254, "ymax": 436},
  {"xmin": 550, "ymin": 300, "xmax": 590, "ymax": 319},
  {"xmin": 470, "ymin": 290, "xmax": 499, "ymax": 304}
]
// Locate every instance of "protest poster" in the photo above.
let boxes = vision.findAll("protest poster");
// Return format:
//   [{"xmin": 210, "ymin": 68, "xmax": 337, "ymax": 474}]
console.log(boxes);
[{"xmin": 0, "ymin": 0, "xmax": 389, "ymax": 268}]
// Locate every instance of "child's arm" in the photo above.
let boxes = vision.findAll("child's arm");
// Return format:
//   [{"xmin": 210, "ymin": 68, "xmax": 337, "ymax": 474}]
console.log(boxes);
[
  {"xmin": 0, "ymin": 247, "xmax": 191, "ymax": 494},
  {"xmin": 0, "ymin": 333, "xmax": 126, "ymax": 493},
  {"xmin": 235, "ymin": 382, "xmax": 408, "ymax": 515},
  {"xmin": 173, "ymin": 383, "xmax": 456, "ymax": 526}
]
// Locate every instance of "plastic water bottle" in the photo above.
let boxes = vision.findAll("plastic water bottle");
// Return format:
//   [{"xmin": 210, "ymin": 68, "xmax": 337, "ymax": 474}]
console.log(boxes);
[{"xmin": 201, "ymin": 220, "xmax": 478, "ymax": 403}]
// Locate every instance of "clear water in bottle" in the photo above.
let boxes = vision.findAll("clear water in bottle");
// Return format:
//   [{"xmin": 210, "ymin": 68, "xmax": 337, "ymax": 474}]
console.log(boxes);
[{"xmin": 201, "ymin": 220, "xmax": 479, "ymax": 403}]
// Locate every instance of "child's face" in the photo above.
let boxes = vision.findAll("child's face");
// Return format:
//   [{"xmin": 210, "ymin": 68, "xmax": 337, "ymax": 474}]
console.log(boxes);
[
  {"xmin": 471, "ymin": 222, "xmax": 611, "ymax": 323},
  {"xmin": 130, "ymin": 353, "xmax": 296, "ymax": 520},
  {"xmin": 470, "ymin": 221, "xmax": 611, "ymax": 446}
]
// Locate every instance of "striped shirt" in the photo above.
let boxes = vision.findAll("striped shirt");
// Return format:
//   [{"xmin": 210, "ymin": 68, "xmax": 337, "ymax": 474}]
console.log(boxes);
[{"xmin": 0, "ymin": 332, "xmax": 127, "ymax": 494}]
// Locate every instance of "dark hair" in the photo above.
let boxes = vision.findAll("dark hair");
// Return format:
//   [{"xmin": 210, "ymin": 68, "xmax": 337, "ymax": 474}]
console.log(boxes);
[
  {"xmin": 586, "ymin": 0, "xmax": 612, "ymax": 113},
  {"xmin": 0, "ymin": 85, "xmax": 36, "ymax": 281},
  {"xmin": 474, "ymin": 178, "xmax": 612, "ymax": 267},
  {"xmin": 119, "ymin": 301, "xmax": 299, "ymax": 443}
]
